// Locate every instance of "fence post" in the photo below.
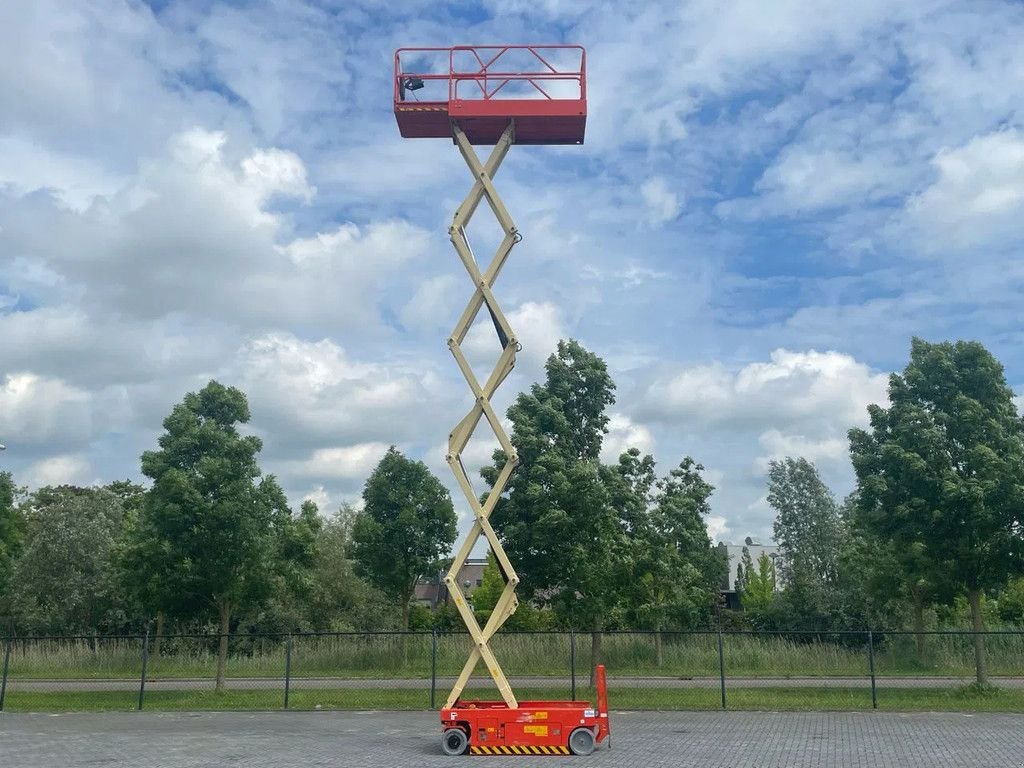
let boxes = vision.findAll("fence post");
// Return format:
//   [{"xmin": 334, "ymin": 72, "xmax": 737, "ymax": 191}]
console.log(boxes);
[
  {"xmin": 284, "ymin": 634, "xmax": 292, "ymax": 710},
  {"xmin": 717, "ymin": 629, "xmax": 727, "ymax": 710},
  {"xmin": 867, "ymin": 630, "xmax": 877, "ymax": 710},
  {"xmin": 430, "ymin": 629, "xmax": 438, "ymax": 709},
  {"xmin": 138, "ymin": 628, "xmax": 149, "ymax": 711},
  {"xmin": 570, "ymin": 630, "xmax": 577, "ymax": 702},
  {"xmin": 0, "ymin": 637, "xmax": 11, "ymax": 711}
]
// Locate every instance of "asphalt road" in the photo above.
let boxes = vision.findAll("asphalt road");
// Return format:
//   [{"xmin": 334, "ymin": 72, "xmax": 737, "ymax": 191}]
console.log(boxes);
[
  {"xmin": 5, "ymin": 675, "xmax": 1021, "ymax": 691},
  {"xmin": 3, "ymin": 710, "xmax": 1023, "ymax": 767}
]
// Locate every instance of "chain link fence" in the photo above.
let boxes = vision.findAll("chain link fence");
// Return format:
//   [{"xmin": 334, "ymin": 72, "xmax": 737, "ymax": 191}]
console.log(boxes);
[{"xmin": 1, "ymin": 630, "xmax": 1022, "ymax": 713}]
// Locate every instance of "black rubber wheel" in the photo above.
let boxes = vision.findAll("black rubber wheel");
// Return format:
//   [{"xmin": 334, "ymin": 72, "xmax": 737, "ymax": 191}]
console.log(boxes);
[
  {"xmin": 441, "ymin": 728, "xmax": 468, "ymax": 756},
  {"xmin": 568, "ymin": 727, "xmax": 596, "ymax": 756}
]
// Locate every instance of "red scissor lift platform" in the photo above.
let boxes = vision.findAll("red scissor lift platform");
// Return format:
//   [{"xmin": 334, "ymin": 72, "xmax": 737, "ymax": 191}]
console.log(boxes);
[
  {"xmin": 442, "ymin": 666, "xmax": 610, "ymax": 756},
  {"xmin": 395, "ymin": 45, "xmax": 602, "ymax": 756},
  {"xmin": 394, "ymin": 45, "xmax": 587, "ymax": 145}
]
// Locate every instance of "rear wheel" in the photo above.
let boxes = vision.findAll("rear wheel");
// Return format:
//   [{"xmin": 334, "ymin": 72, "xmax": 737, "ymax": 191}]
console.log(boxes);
[
  {"xmin": 568, "ymin": 727, "xmax": 596, "ymax": 756},
  {"xmin": 441, "ymin": 728, "xmax": 468, "ymax": 756}
]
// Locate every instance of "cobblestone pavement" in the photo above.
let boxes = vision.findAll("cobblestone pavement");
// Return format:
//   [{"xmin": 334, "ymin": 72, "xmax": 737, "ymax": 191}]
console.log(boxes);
[{"xmin": 2, "ymin": 710, "xmax": 1023, "ymax": 767}]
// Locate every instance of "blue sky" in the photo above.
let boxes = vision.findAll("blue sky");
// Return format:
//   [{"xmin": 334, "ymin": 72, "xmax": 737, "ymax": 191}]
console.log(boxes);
[{"xmin": 1, "ymin": 0, "xmax": 1023, "ymax": 543}]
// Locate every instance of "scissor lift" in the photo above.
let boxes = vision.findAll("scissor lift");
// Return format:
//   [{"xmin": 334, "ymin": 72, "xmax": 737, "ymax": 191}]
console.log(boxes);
[{"xmin": 393, "ymin": 46, "xmax": 609, "ymax": 757}]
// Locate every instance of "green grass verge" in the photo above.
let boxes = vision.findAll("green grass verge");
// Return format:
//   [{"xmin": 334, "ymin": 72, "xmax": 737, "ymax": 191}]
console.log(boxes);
[
  {"xmin": 10, "ymin": 631, "xmax": 1024, "ymax": 680},
  {"xmin": 5, "ymin": 685, "xmax": 1024, "ymax": 713}
]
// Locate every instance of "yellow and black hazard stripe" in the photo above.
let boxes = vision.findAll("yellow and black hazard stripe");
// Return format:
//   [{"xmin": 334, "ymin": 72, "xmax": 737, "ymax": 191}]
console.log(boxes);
[
  {"xmin": 395, "ymin": 105, "xmax": 448, "ymax": 112},
  {"xmin": 469, "ymin": 745, "xmax": 571, "ymax": 755}
]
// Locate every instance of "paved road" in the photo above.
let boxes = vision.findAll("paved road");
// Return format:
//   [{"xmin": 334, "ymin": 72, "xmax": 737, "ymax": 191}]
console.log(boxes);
[
  {"xmin": 2, "ymin": 710, "xmax": 1023, "ymax": 767},
  {"xmin": 7, "ymin": 675, "xmax": 1021, "ymax": 691}
]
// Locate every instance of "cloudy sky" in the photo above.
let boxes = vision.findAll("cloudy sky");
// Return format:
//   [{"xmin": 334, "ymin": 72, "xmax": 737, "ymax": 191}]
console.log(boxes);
[{"xmin": 2, "ymin": 0, "xmax": 1023, "ymax": 544}]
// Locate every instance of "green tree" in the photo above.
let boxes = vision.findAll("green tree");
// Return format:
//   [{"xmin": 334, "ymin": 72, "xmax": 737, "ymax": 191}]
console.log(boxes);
[
  {"xmin": 485, "ymin": 340, "xmax": 623, "ymax": 679},
  {"xmin": 472, "ymin": 551, "xmax": 506, "ymax": 614},
  {"xmin": 304, "ymin": 505, "xmax": 397, "ymax": 631},
  {"xmin": 261, "ymin": 499, "xmax": 322, "ymax": 631},
  {"xmin": 350, "ymin": 447, "xmax": 457, "ymax": 630},
  {"xmin": 849, "ymin": 338, "xmax": 1024, "ymax": 684},
  {"xmin": 141, "ymin": 380, "xmax": 293, "ymax": 689},
  {"xmin": 768, "ymin": 457, "xmax": 842, "ymax": 631},
  {"xmin": 997, "ymin": 577, "xmax": 1024, "ymax": 626},
  {"xmin": 9, "ymin": 486, "xmax": 130, "ymax": 634},
  {"xmin": 0, "ymin": 471, "xmax": 24, "ymax": 619},
  {"xmin": 628, "ymin": 456, "xmax": 724, "ymax": 664},
  {"xmin": 739, "ymin": 549, "xmax": 776, "ymax": 613}
]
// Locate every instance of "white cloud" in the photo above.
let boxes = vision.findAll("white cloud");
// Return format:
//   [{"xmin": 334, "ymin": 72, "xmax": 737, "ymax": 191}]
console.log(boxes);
[
  {"xmin": 2, "ymin": 128, "xmax": 434, "ymax": 333},
  {"xmin": 462, "ymin": 301, "xmax": 567, "ymax": 374},
  {"xmin": 640, "ymin": 349, "xmax": 888, "ymax": 433},
  {"xmin": 706, "ymin": 515, "xmax": 731, "ymax": 543},
  {"xmin": 905, "ymin": 129, "xmax": 1024, "ymax": 253},
  {"xmin": 400, "ymin": 275, "xmax": 461, "ymax": 332},
  {"xmin": 231, "ymin": 332, "xmax": 441, "ymax": 450},
  {"xmin": 0, "ymin": 135, "xmax": 126, "ymax": 211},
  {"xmin": 302, "ymin": 485, "xmax": 332, "ymax": 512},
  {"xmin": 601, "ymin": 413, "xmax": 656, "ymax": 464},
  {"xmin": 634, "ymin": 349, "xmax": 887, "ymax": 539},
  {"xmin": 0, "ymin": 373, "xmax": 125, "ymax": 448},
  {"xmin": 752, "ymin": 430, "xmax": 849, "ymax": 475},
  {"xmin": 287, "ymin": 443, "xmax": 391, "ymax": 480},
  {"xmin": 740, "ymin": 146, "xmax": 902, "ymax": 216},
  {"xmin": 640, "ymin": 177, "xmax": 682, "ymax": 225},
  {"xmin": 22, "ymin": 454, "xmax": 93, "ymax": 488}
]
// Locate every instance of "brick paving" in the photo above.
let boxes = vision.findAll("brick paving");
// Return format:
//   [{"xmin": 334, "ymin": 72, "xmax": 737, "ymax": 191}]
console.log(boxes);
[{"xmin": 2, "ymin": 710, "xmax": 1023, "ymax": 767}]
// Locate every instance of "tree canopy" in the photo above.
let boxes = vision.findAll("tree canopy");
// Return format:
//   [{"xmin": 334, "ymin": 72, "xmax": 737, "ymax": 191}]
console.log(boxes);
[
  {"xmin": 849, "ymin": 338, "xmax": 1024, "ymax": 682},
  {"xmin": 350, "ymin": 447, "xmax": 457, "ymax": 630},
  {"xmin": 138, "ymin": 380, "xmax": 300, "ymax": 687},
  {"xmin": 485, "ymin": 340, "xmax": 623, "ymax": 635},
  {"xmin": 8, "ymin": 486, "xmax": 129, "ymax": 634}
]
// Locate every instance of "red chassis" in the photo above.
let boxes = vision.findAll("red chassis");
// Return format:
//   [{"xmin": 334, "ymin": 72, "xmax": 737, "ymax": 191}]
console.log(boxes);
[{"xmin": 440, "ymin": 665, "xmax": 610, "ymax": 756}]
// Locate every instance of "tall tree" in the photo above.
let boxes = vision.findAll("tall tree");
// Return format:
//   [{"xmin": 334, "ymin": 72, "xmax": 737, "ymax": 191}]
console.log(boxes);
[
  {"xmin": 626, "ymin": 455, "xmax": 723, "ymax": 664},
  {"xmin": 261, "ymin": 499, "xmax": 322, "ymax": 631},
  {"xmin": 304, "ymin": 505, "xmax": 397, "ymax": 631},
  {"xmin": 767, "ymin": 457, "xmax": 842, "ymax": 630},
  {"xmin": 0, "ymin": 472, "xmax": 24, "ymax": 620},
  {"xmin": 350, "ymin": 447, "xmax": 457, "ymax": 630},
  {"xmin": 849, "ymin": 338, "xmax": 1024, "ymax": 684},
  {"xmin": 484, "ymin": 340, "xmax": 624, "ymax": 678},
  {"xmin": 141, "ymin": 380, "xmax": 291, "ymax": 690},
  {"xmin": 738, "ymin": 549, "xmax": 777, "ymax": 613},
  {"xmin": 9, "ymin": 486, "xmax": 129, "ymax": 634},
  {"xmin": 471, "ymin": 551, "xmax": 506, "ymax": 616}
]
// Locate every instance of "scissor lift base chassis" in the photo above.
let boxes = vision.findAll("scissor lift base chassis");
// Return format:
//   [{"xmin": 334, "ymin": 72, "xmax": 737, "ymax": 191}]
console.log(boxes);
[{"xmin": 442, "ymin": 699, "xmax": 609, "ymax": 756}]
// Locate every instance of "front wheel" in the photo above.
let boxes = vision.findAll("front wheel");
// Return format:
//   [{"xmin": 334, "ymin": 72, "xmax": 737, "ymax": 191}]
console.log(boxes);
[
  {"xmin": 441, "ymin": 728, "xmax": 468, "ymax": 756},
  {"xmin": 568, "ymin": 727, "xmax": 596, "ymax": 756}
]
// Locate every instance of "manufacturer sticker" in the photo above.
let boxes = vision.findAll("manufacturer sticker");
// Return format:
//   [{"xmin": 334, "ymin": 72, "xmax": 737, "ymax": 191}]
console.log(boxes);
[{"xmin": 583, "ymin": 708, "xmax": 596, "ymax": 718}]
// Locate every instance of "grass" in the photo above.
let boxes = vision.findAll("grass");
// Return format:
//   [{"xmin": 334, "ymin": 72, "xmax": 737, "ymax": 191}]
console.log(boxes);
[
  {"xmin": 5, "ymin": 685, "xmax": 1024, "ymax": 714},
  {"xmin": 7, "ymin": 632, "xmax": 1024, "ymax": 681}
]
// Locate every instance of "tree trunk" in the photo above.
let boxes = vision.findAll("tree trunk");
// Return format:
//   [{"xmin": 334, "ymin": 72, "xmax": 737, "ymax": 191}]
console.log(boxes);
[
  {"xmin": 401, "ymin": 596, "xmax": 412, "ymax": 668},
  {"xmin": 216, "ymin": 601, "xmax": 231, "ymax": 692},
  {"xmin": 589, "ymin": 628, "xmax": 602, "ymax": 687},
  {"xmin": 654, "ymin": 628, "xmax": 664, "ymax": 668},
  {"xmin": 153, "ymin": 612, "xmax": 165, "ymax": 658},
  {"xmin": 912, "ymin": 589, "xmax": 926, "ymax": 661},
  {"xmin": 968, "ymin": 588, "xmax": 987, "ymax": 686}
]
